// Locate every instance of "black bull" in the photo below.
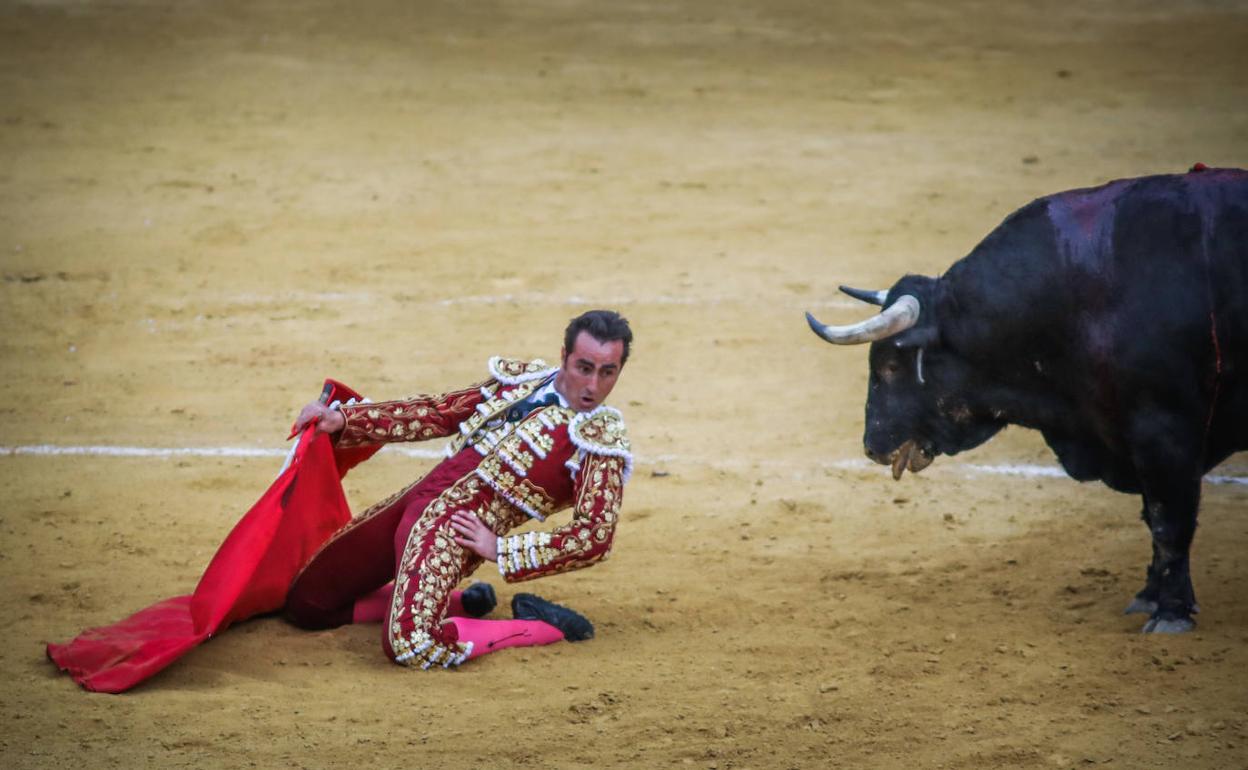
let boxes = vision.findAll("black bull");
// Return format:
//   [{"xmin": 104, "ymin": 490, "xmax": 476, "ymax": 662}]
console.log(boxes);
[{"xmin": 807, "ymin": 167, "xmax": 1247, "ymax": 633}]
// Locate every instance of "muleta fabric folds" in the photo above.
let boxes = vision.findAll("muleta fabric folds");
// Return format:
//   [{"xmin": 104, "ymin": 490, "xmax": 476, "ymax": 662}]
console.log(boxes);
[{"xmin": 46, "ymin": 380, "xmax": 380, "ymax": 693}]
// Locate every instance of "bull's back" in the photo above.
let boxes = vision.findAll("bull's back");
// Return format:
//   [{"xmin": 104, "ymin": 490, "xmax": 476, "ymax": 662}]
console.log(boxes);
[
  {"xmin": 1055, "ymin": 169, "xmax": 1248, "ymax": 459},
  {"xmin": 1044, "ymin": 170, "xmax": 1248, "ymax": 354},
  {"xmin": 1045, "ymin": 168, "xmax": 1246, "ymax": 278}
]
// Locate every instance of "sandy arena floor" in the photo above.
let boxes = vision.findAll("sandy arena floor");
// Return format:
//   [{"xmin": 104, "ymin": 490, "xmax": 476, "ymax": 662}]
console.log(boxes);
[{"xmin": 2, "ymin": 1, "xmax": 1247, "ymax": 768}]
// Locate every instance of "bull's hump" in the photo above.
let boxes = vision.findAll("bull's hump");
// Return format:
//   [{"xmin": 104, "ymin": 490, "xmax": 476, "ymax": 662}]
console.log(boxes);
[
  {"xmin": 1043, "ymin": 169, "xmax": 1247, "ymax": 271},
  {"xmin": 1043, "ymin": 179, "xmax": 1133, "ymax": 272}
]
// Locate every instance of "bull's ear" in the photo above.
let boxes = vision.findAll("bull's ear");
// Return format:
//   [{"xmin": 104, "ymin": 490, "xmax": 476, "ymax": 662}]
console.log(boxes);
[{"xmin": 891, "ymin": 326, "xmax": 938, "ymax": 349}]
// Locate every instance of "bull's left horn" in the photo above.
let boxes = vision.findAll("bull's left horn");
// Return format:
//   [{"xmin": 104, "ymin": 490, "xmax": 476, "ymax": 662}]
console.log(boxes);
[
  {"xmin": 838, "ymin": 285, "xmax": 888, "ymax": 306},
  {"xmin": 806, "ymin": 295, "xmax": 921, "ymax": 345}
]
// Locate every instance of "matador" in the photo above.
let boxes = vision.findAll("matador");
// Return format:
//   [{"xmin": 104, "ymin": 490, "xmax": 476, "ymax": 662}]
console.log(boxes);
[{"xmin": 284, "ymin": 310, "xmax": 633, "ymax": 670}]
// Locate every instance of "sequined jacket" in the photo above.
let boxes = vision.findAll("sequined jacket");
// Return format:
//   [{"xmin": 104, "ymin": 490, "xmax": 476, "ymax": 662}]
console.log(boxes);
[{"xmin": 335, "ymin": 357, "xmax": 632, "ymax": 583}]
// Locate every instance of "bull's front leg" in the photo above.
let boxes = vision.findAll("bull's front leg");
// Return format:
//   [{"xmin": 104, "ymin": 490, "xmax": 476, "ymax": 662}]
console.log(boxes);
[
  {"xmin": 1125, "ymin": 512, "xmax": 1199, "ymax": 621},
  {"xmin": 1139, "ymin": 489, "xmax": 1200, "ymax": 633},
  {"xmin": 1123, "ymin": 518, "xmax": 1161, "ymax": 616},
  {"xmin": 1128, "ymin": 414, "xmax": 1202, "ymax": 633}
]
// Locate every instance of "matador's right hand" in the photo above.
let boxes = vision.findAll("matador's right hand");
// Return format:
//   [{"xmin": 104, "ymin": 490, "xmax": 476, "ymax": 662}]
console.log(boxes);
[{"xmin": 290, "ymin": 402, "xmax": 345, "ymax": 439}]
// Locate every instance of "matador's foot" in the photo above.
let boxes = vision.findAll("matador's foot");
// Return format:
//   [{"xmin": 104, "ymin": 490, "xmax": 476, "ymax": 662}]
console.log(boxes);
[
  {"xmin": 511, "ymin": 593, "xmax": 595, "ymax": 642},
  {"xmin": 461, "ymin": 582, "xmax": 497, "ymax": 618}
]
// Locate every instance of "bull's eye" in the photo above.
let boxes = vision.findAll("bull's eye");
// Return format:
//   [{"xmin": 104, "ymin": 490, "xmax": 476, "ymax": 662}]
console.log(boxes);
[{"xmin": 878, "ymin": 360, "xmax": 903, "ymax": 382}]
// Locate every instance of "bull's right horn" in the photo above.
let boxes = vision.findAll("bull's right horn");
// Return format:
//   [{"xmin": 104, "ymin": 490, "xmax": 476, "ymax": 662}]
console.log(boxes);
[{"xmin": 806, "ymin": 295, "xmax": 921, "ymax": 345}]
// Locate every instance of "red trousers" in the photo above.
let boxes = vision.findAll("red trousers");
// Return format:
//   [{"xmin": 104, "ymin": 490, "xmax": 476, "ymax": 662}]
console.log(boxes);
[
  {"xmin": 286, "ymin": 448, "xmax": 559, "ymax": 669},
  {"xmin": 286, "ymin": 447, "xmax": 486, "ymax": 630}
]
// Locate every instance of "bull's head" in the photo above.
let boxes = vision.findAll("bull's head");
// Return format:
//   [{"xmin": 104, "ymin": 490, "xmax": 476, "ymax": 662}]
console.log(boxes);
[{"xmin": 806, "ymin": 277, "xmax": 1004, "ymax": 480}]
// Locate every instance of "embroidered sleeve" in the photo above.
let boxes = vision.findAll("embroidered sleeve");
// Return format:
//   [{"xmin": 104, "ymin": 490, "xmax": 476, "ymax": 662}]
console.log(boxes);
[
  {"xmin": 495, "ymin": 453, "xmax": 625, "ymax": 582},
  {"xmin": 336, "ymin": 380, "xmax": 493, "ymax": 448}
]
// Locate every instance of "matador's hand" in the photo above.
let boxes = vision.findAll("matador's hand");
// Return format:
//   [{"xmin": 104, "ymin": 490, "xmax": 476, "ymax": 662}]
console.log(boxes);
[
  {"xmin": 450, "ymin": 511, "xmax": 498, "ymax": 562},
  {"xmin": 290, "ymin": 402, "xmax": 345, "ymax": 438}
]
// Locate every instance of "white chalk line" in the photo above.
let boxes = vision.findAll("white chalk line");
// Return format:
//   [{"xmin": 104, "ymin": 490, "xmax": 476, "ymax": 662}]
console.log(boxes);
[
  {"xmin": 185, "ymin": 290, "xmax": 863, "ymax": 310},
  {"xmin": 0, "ymin": 444, "xmax": 444, "ymax": 460},
  {"xmin": 434, "ymin": 293, "xmax": 860, "ymax": 310},
  {"xmin": 2, "ymin": 444, "xmax": 1245, "ymax": 486}
]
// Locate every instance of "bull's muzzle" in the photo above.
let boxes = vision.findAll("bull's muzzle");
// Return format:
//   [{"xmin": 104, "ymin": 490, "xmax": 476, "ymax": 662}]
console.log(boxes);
[{"xmin": 868, "ymin": 440, "xmax": 934, "ymax": 480}]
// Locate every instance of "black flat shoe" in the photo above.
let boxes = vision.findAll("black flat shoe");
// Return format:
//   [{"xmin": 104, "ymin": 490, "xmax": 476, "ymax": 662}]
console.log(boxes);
[
  {"xmin": 460, "ymin": 582, "xmax": 497, "ymax": 618},
  {"xmin": 511, "ymin": 593, "xmax": 594, "ymax": 641}
]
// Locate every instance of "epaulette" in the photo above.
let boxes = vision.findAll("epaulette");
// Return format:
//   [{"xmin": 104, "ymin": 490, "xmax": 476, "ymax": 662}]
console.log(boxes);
[
  {"xmin": 488, "ymin": 356, "xmax": 558, "ymax": 386},
  {"xmin": 569, "ymin": 406, "xmax": 633, "ymax": 482}
]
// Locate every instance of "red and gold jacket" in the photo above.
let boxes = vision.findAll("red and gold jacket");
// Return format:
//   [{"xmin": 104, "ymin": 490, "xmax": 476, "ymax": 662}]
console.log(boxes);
[{"xmin": 334, "ymin": 357, "xmax": 632, "ymax": 582}]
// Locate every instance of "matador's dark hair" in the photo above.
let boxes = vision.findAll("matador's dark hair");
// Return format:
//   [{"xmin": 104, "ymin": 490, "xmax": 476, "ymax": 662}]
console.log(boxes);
[{"xmin": 563, "ymin": 309, "xmax": 633, "ymax": 366}]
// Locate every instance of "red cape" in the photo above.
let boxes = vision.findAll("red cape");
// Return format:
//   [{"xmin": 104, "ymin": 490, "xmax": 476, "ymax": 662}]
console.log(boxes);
[{"xmin": 46, "ymin": 380, "xmax": 380, "ymax": 693}]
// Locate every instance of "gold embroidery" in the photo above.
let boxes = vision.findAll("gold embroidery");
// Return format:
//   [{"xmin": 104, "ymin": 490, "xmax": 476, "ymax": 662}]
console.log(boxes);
[
  {"xmin": 386, "ymin": 475, "xmax": 531, "ymax": 670},
  {"xmin": 495, "ymin": 433, "xmax": 538, "ymax": 476},
  {"xmin": 338, "ymin": 383, "xmax": 488, "ymax": 449},
  {"xmin": 496, "ymin": 454, "xmax": 625, "ymax": 582},
  {"xmin": 448, "ymin": 376, "xmax": 550, "ymax": 455},
  {"xmin": 570, "ymin": 408, "xmax": 630, "ymax": 455},
  {"xmin": 489, "ymin": 356, "xmax": 556, "ymax": 384},
  {"xmin": 473, "ymin": 452, "xmax": 558, "ymax": 520},
  {"xmin": 517, "ymin": 408, "xmax": 565, "ymax": 457},
  {"xmin": 388, "ymin": 478, "xmax": 481, "ymax": 669}
]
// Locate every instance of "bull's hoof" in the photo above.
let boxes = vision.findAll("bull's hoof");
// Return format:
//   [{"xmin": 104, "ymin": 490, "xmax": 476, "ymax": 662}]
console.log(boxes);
[
  {"xmin": 1123, "ymin": 597, "xmax": 1158, "ymax": 615},
  {"xmin": 1140, "ymin": 616, "xmax": 1195, "ymax": 634}
]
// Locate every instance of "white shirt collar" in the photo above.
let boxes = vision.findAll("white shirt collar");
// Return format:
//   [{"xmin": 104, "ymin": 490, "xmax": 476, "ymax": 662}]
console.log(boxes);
[{"xmin": 530, "ymin": 373, "xmax": 569, "ymax": 408}]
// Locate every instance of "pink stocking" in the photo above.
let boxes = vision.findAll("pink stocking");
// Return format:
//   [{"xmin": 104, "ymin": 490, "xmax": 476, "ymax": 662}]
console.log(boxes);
[
  {"xmin": 352, "ymin": 584, "xmax": 471, "ymax": 624},
  {"xmin": 351, "ymin": 584, "xmax": 391, "ymax": 624},
  {"xmin": 448, "ymin": 617, "xmax": 564, "ymax": 661}
]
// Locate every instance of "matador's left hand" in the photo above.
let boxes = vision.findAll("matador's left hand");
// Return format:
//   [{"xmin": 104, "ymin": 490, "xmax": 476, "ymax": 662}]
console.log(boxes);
[{"xmin": 450, "ymin": 511, "xmax": 497, "ymax": 562}]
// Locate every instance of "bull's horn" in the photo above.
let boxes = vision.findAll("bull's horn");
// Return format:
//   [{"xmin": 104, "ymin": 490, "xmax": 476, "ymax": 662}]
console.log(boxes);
[
  {"xmin": 806, "ymin": 295, "xmax": 921, "ymax": 345},
  {"xmin": 838, "ymin": 285, "xmax": 888, "ymax": 306}
]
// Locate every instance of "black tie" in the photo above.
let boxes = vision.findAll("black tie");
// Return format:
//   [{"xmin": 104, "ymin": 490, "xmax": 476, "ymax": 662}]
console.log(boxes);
[{"xmin": 506, "ymin": 391, "xmax": 560, "ymax": 423}]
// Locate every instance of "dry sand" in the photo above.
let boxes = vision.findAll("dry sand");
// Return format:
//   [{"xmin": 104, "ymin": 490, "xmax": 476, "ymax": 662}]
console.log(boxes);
[{"xmin": 2, "ymin": 1, "xmax": 1247, "ymax": 768}]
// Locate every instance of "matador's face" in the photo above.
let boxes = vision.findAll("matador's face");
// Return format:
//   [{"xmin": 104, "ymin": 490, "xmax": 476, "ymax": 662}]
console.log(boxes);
[{"xmin": 555, "ymin": 331, "xmax": 624, "ymax": 412}]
